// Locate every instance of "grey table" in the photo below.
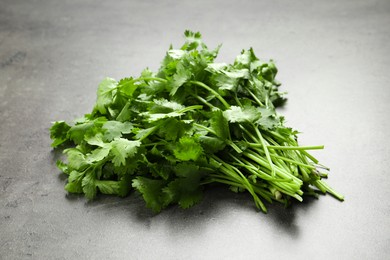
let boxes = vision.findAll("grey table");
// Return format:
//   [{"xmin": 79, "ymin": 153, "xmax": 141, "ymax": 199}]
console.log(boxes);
[{"xmin": 1, "ymin": 0, "xmax": 389, "ymax": 259}]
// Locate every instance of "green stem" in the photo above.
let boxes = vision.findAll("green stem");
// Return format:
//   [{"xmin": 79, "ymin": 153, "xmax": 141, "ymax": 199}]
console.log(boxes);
[
  {"xmin": 269, "ymin": 154, "xmax": 315, "ymax": 170},
  {"xmin": 302, "ymin": 150, "xmax": 320, "ymax": 164},
  {"xmin": 178, "ymin": 105, "xmax": 203, "ymax": 114},
  {"xmin": 191, "ymin": 94, "xmax": 215, "ymax": 109},
  {"xmin": 248, "ymin": 144, "xmax": 325, "ymax": 150},
  {"xmin": 252, "ymin": 124, "xmax": 275, "ymax": 177},
  {"xmin": 317, "ymin": 180, "xmax": 345, "ymax": 201},
  {"xmin": 212, "ymin": 155, "xmax": 267, "ymax": 212},
  {"xmin": 188, "ymin": 81, "xmax": 230, "ymax": 109},
  {"xmin": 247, "ymin": 89, "xmax": 264, "ymax": 107},
  {"xmin": 193, "ymin": 123, "xmax": 217, "ymax": 135},
  {"xmin": 243, "ymin": 150, "xmax": 302, "ymax": 185},
  {"xmin": 230, "ymin": 155, "xmax": 293, "ymax": 183}
]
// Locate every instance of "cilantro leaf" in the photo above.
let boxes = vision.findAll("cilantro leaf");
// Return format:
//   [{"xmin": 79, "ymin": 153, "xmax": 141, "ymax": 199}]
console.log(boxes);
[
  {"xmin": 86, "ymin": 147, "xmax": 110, "ymax": 163},
  {"xmin": 65, "ymin": 170, "xmax": 85, "ymax": 194},
  {"xmin": 169, "ymin": 62, "xmax": 192, "ymax": 96},
  {"xmin": 110, "ymin": 138, "xmax": 141, "ymax": 167},
  {"xmin": 173, "ymin": 136, "xmax": 203, "ymax": 161},
  {"xmin": 183, "ymin": 30, "xmax": 202, "ymax": 51},
  {"xmin": 95, "ymin": 180, "xmax": 129, "ymax": 196},
  {"xmin": 56, "ymin": 160, "xmax": 69, "ymax": 174},
  {"xmin": 256, "ymin": 107, "xmax": 281, "ymax": 130},
  {"xmin": 94, "ymin": 77, "xmax": 117, "ymax": 114},
  {"xmin": 199, "ymin": 136, "xmax": 225, "ymax": 154},
  {"xmin": 163, "ymin": 163, "xmax": 204, "ymax": 209},
  {"xmin": 210, "ymin": 109, "xmax": 229, "ymax": 140},
  {"xmin": 50, "ymin": 121, "xmax": 71, "ymax": 147},
  {"xmin": 102, "ymin": 121, "xmax": 133, "ymax": 141},
  {"xmin": 223, "ymin": 105, "xmax": 260, "ymax": 123},
  {"xmin": 85, "ymin": 132, "xmax": 105, "ymax": 147},
  {"xmin": 63, "ymin": 148, "xmax": 89, "ymax": 171},
  {"xmin": 82, "ymin": 171, "xmax": 97, "ymax": 199},
  {"xmin": 117, "ymin": 77, "xmax": 138, "ymax": 98},
  {"xmin": 68, "ymin": 117, "xmax": 106, "ymax": 144},
  {"xmin": 132, "ymin": 177, "xmax": 166, "ymax": 213},
  {"xmin": 157, "ymin": 118, "xmax": 191, "ymax": 141},
  {"xmin": 150, "ymin": 99, "xmax": 185, "ymax": 113}
]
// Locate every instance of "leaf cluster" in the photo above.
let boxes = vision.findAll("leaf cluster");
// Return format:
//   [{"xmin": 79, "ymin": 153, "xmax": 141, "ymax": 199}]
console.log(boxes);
[{"xmin": 50, "ymin": 31, "xmax": 343, "ymax": 213}]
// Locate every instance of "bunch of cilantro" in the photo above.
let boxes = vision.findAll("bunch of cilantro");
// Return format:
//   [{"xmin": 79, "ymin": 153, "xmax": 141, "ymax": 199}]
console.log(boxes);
[{"xmin": 50, "ymin": 31, "xmax": 343, "ymax": 213}]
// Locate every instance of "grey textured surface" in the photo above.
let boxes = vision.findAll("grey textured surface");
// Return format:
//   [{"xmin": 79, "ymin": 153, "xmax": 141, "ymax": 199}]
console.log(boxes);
[{"xmin": 1, "ymin": 0, "xmax": 390, "ymax": 259}]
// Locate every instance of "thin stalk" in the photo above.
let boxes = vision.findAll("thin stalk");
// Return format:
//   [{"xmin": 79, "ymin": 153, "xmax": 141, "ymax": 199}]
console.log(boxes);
[
  {"xmin": 193, "ymin": 123, "xmax": 217, "ymax": 135},
  {"xmin": 243, "ymin": 150, "xmax": 302, "ymax": 185},
  {"xmin": 317, "ymin": 180, "xmax": 345, "ymax": 201},
  {"xmin": 178, "ymin": 105, "xmax": 203, "ymax": 114},
  {"xmin": 193, "ymin": 124, "xmax": 242, "ymax": 153},
  {"xmin": 301, "ymin": 150, "xmax": 319, "ymax": 164},
  {"xmin": 233, "ymin": 93, "xmax": 242, "ymax": 107},
  {"xmin": 252, "ymin": 124, "xmax": 275, "ymax": 177},
  {"xmin": 213, "ymin": 155, "xmax": 267, "ymax": 212},
  {"xmin": 261, "ymin": 135, "xmax": 292, "ymax": 173},
  {"xmin": 232, "ymin": 157, "xmax": 294, "ymax": 183},
  {"xmin": 239, "ymin": 125, "xmax": 258, "ymax": 143},
  {"xmin": 132, "ymin": 77, "xmax": 167, "ymax": 84},
  {"xmin": 191, "ymin": 94, "xmax": 215, "ymax": 109},
  {"xmin": 248, "ymin": 144, "xmax": 325, "ymax": 151},
  {"xmin": 269, "ymin": 154, "xmax": 316, "ymax": 170},
  {"xmin": 247, "ymin": 89, "xmax": 264, "ymax": 107},
  {"xmin": 188, "ymin": 81, "xmax": 230, "ymax": 109},
  {"xmin": 269, "ymin": 183, "xmax": 303, "ymax": 202},
  {"xmin": 229, "ymin": 164, "xmax": 267, "ymax": 212}
]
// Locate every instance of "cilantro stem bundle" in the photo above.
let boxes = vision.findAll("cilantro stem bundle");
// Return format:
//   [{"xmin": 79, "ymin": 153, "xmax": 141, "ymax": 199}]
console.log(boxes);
[{"xmin": 50, "ymin": 31, "xmax": 343, "ymax": 213}]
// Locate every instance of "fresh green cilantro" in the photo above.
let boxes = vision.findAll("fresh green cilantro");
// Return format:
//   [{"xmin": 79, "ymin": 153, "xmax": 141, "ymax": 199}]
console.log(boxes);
[{"xmin": 50, "ymin": 31, "xmax": 344, "ymax": 214}]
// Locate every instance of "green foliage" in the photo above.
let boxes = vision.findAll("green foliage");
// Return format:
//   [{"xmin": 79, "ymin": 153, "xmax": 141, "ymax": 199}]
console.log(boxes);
[
  {"xmin": 173, "ymin": 136, "xmax": 203, "ymax": 161},
  {"xmin": 94, "ymin": 77, "xmax": 117, "ymax": 114},
  {"xmin": 50, "ymin": 31, "xmax": 343, "ymax": 214},
  {"xmin": 50, "ymin": 121, "xmax": 71, "ymax": 147}
]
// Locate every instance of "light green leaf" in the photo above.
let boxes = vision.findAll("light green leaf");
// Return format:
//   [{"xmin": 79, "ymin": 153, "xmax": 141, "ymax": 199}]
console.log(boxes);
[
  {"xmin": 173, "ymin": 136, "xmax": 203, "ymax": 161},
  {"xmin": 170, "ymin": 62, "xmax": 192, "ymax": 96},
  {"xmin": 110, "ymin": 138, "xmax": 141, "ymax": 167},
  {"xmin": 85, "ymin": 133, "xmax": 105, "ymax": 147},
  {"xmin": 102, "ymin": 121, "xmax": 133, "ymax": 141},
  {"xmin": 118, "ymin": 77, "xmax": 138, "ymax": 97},
  {"xmin": 86, "ymin": 147, "xmax": 110, "ymax": 163},
  {"xmin": 63, "ymin": 148, "xmax": 88, "ymax": 171},
  {"xmin": 82, "ymin": 171, "xmax": 97, "ymax": 199},
  {"xmin": 223, "ymin": 105, "xmax": 260, "ymax": 123},
  {"xmin": 96, "ymin": 180, "xmax": 121, "ymax": 195},
  {"xmin": 95, "ymin": 77, "xmax": 117, "ymax": 114},
  {"xmin": 150, "ymin": 99, "xmax": 185, "ymax": 113},
  {"xmin": 168, "ymin": 49, "xmax": 186, "ymax": 59}
]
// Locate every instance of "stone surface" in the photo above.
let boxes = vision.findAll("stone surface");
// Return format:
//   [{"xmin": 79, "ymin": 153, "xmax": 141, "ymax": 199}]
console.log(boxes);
[{"xmin": 1, "ymin": 0, "xmax": 389, "ymax": 259}]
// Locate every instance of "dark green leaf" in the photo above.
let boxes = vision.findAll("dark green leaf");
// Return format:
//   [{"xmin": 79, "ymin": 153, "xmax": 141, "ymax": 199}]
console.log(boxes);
[
  {"xmin": 132, "ymin": 177, "xmax": 166, "ymax": 213},
  {"xmin": 50, "ymin": 121, "xmax": 71, "ymax": 147}
]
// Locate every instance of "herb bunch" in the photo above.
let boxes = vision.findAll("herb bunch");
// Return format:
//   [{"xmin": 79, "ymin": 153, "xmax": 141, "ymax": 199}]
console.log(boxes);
[{"xmin": 50, "ymin": 31, "xmax": 344, "ymax": 213}]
